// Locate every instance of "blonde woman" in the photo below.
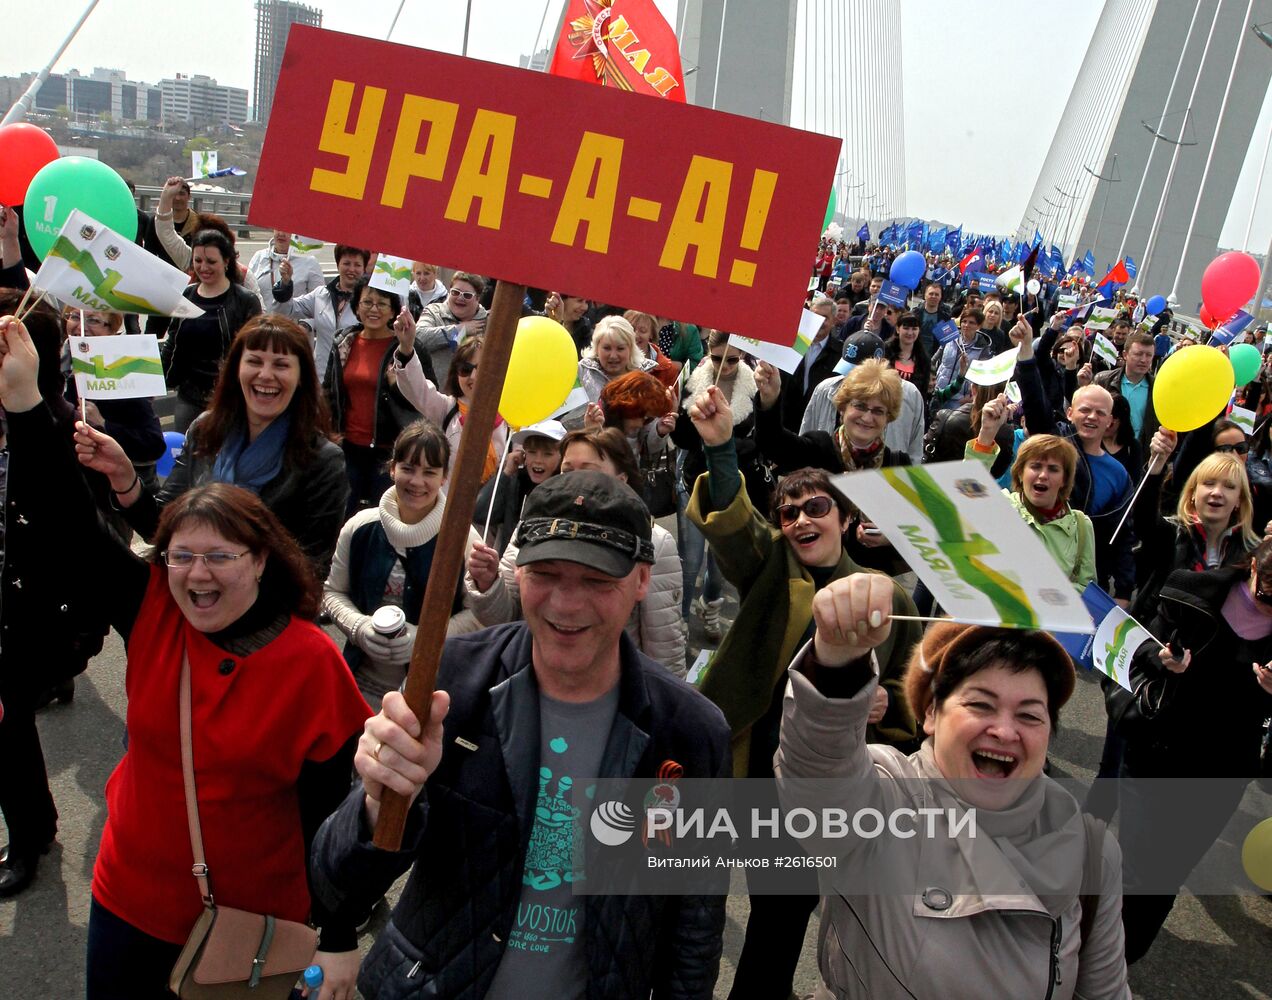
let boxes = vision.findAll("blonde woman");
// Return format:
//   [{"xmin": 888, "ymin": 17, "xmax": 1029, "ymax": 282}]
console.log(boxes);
[
  {"xmin": 577, "ymin": 314, "xmax": 657, "ymax": 402},
  {"xmin": 1132, "ymin": 449, "xmax": 1259, "ymax": 619}
]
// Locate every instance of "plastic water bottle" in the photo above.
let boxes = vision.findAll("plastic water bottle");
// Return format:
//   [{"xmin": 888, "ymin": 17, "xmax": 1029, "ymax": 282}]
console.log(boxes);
[{"xmin": 302, "ymin": 965, "xmax": 323, "ymax": 992}]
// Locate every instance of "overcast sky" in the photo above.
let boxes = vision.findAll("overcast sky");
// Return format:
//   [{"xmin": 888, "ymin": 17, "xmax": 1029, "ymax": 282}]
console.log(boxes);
[{"xmin": 3, "ymin": 0, "xmax": 1270, "ymax": 250}]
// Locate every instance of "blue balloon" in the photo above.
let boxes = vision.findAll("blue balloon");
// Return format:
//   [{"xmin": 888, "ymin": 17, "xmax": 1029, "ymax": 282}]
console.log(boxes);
[
  {"xmin": 890, "ymin": 250, "xmax": 926, "ymax": 290},
  {"xmin": 1145, "ymin": 294, "xmax": 1167, "ymax": 316},
  {"xmin": 157, "ymin": 430, "xmax": 185, "ymax": 478}
]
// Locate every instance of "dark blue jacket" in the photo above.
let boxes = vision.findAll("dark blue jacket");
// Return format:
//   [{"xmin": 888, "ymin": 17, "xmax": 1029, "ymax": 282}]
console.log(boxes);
[
  {"xmin": 340, "ymin": 515, "xmax": 464, "ymax": 673},
  {"xmin": 311, "ymin": 623, "xmax": 731, "ymax": 1000}
]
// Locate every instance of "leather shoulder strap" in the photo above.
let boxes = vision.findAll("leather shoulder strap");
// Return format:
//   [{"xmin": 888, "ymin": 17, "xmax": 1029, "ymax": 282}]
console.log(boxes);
[{"xmin": 179, "ymin": 651, "xmax": 214, "ymax": 905}]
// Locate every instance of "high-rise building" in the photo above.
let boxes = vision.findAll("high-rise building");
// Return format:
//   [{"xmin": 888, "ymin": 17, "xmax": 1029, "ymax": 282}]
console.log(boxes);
[
  {"xmin": 254, "ymin": 0, "xmax": 323, "ymax": 124},
  {"xmin": 519, "ymin": 47, "xmax": 551, "ymax": 72},
  {"xmin": 159, "ymin": 73, "xmax": 250, "ymax": 126},
  {"xmin": 31, "ymin": 68, "xmax": 162, "ymax": 123}
]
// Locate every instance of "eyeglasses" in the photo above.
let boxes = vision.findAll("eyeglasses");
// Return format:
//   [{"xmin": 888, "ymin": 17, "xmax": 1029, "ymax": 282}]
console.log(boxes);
[
  {"xmin": 163, "ymin": 550, "xmax": 250, "ymax": 569},
  {"xmin": 457, "ymin": 362, "xmax": 479, "ymax": 377},
  {"xmin": 1215, "ymin": 441, "xmax": 1250, "ymax": 456},
  {"xmin": 449, "ymin": 289, "xmax": 477, "ymax": 301},
  {"xmin": 846, "ymin": 400, "xmax": 889, "ymax": 419},
  {"xmin": 65, "ymin": 313, "xmax": 112, "ymax": 329},
  {"xmin": 775, "ymin": 495, "xmax": 836, "ymax": 526},
  {"xmin": 711, "ymin": 355, "xmax": 741, "ymax": 367}
]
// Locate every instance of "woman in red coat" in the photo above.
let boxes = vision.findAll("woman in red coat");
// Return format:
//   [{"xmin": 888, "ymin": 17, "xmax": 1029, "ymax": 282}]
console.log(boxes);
[{"xmin": 0, "ymin": 314, "xmax": 371, "ymax": 1000}]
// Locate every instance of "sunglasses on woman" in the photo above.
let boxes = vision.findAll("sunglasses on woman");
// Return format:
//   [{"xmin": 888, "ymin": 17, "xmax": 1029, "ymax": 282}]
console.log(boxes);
[
  {"xmin": 711, "ymin": 354, "xmax": 741, "ymax": 367},
  {"xmin": 457, "ymin": 362, "xmax": 479, "ymax": 377},
  {"xmin": 775, "ymin": 495, "xmax": 835, "ymax": 526},
  {"xmin": 1216, "ymin": 442, "xmax": 1250, "ymax": 456},
  {"xmin": 449, "ymin": 289, "xmax": 477, "ymax": 301}
]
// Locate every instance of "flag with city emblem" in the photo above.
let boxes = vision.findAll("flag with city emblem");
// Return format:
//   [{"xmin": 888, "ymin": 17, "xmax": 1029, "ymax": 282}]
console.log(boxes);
[
  {"xmin": 834, "ymin": 461, "xmax": 1093, "ymax": 632},
  {"xmin": 69, "ymin": 334, "xmax": 167, "ymax": 400},
  {"xmin": 31, "ymin": 210, "xmax": 204, "ymax": 318}
]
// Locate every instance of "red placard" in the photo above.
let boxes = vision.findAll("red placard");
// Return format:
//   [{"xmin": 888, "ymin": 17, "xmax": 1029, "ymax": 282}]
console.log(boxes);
[{"xmin": 251, "ymin": 26, "xmax": 839, "ymax": 345}]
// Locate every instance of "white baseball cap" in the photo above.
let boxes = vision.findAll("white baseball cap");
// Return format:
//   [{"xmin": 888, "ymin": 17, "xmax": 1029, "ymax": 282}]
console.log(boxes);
[{"xmin": 509, "ymin": 419, "xmax": 567, "ymax": 449}]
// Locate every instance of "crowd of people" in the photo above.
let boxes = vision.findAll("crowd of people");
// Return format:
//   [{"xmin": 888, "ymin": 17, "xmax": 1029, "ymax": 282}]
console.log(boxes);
[{"xmin": 0, "ymin": 191, "xmax": 1269, "ymax": 1000}]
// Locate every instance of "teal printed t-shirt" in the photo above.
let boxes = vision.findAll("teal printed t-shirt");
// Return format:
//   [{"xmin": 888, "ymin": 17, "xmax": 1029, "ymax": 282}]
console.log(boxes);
[{"xmin": 484, "ymin": 686, "xmax": 619, "ymax": 999}]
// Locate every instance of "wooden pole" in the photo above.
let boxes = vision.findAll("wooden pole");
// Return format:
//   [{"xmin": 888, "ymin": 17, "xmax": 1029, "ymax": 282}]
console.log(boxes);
[{"xmin": 373, "ymin": 279, "xmax": 525, "ymax": 850}]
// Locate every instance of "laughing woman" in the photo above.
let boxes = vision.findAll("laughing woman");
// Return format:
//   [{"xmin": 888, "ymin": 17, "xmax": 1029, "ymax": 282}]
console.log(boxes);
[
  {"xmin": 776, "ymin": 576, "xmax": 1130, "ymax": 998},
  {"xmin": 685, "ymin": 384, "xmax": 920, "ymax": 1000},
  {"xmin": 76, "ymin": 316, "xmax": 349, "ymax": 577},
  {"xmin": 0, "ymin": 313, "xmax": 370, "ymax": 1000}
]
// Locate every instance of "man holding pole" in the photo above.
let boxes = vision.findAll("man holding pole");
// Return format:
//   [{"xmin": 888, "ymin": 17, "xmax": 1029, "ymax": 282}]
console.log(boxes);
[{"xmin": 311, "ymin": 470, "xmax": 731, "ymax": 999}]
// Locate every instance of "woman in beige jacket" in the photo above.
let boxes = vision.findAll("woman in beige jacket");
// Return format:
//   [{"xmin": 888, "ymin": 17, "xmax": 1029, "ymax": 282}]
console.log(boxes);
[{"xmin": 776, "ymin": 573, "xmax": 1131, "ymax": 1000}]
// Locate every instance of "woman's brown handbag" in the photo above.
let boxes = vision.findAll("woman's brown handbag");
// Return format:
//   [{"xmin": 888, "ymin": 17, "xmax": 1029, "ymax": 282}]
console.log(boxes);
[{"xmin": 168, "ymin": 653, "xmax": 318, "ymax": 998}]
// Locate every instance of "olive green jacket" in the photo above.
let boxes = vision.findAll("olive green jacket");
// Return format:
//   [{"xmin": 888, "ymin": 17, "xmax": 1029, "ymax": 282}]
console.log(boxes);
[{"xmin": 687, "ymin": 472, "xmax": 921, "ymax": 776}]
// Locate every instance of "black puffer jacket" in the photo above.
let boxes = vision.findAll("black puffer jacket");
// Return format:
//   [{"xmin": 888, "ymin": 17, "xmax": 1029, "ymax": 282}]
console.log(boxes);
[
  {"xmin": 2, "ymin": 404, "xmax": 112, "ymax": 686},
  {"xmin": 1126, "ymin": 567, "xmax": 1272, "ymax": 777},
  {"xmin": 311, "ymin": 623, "xmax": 731, "ymax": 1000}
]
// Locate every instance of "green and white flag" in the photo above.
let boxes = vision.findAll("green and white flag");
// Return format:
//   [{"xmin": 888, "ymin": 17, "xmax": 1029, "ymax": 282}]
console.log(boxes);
[
  {"xmin": 834, "ymin": 461, "xmax": 1094, "ymax": 632},
  {"xmin": 1057, "ymin": 292, "xmax": 1079, "ymax": 309},
  {"xmin": 1004, "ymin": 380, "xmax": 1021, "ymax": 404},
  {"xmin": 192, "ymin": 149, "xmax": 217, "ymax": 178},
  {"xmin": 995, "ymin": 266, "xmax": 1023, "ymax": 294},
  {"xmin": 32, "ymin": 210, "xmax": 204, "ymax": 317},
  {"xmin": 965, "ymin": 346, "xmax": 1019, "ymax": 387},
  {"xmin": 1230, "ymin": 405, "xmax": 1256, "ymax": 436},
  {"xmin": 69, "ymin": 334, "xmax": 167, "ymax": 400},
  {"xmin": 685, "ymin": 648, "xmax": 713, "ymax": 687},
  {"xmin": 290, "ymin": 236, "xmax": 323, "ymax": 254},
  {"xmin": 727, "ymin": 308, "xmax": 819, "ymax": 375},
  {"xmin": 1084, "ymin": 306, "xmax": 1118, "ymax": 333},
  {"xmin": 1092, "ymin": 332, "xmax": 1119, "ymax": 367},
  {"xmin": 370, "ymin": 253, "xmax": 413, "ymax": 298}
]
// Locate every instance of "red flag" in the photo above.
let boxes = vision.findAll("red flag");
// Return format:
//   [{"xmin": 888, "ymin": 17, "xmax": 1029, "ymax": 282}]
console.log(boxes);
[
  {"xmin": 549, "ymin": 0, "xmax": 687, "ymax": 102},
  {"xmin": 1097, "ymin": 259, "xmax": 1130, "ymax": 288}
]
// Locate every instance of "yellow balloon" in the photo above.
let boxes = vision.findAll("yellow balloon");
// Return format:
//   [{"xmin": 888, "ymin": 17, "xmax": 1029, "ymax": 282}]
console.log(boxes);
[
  {"xmin": 1152, "ymin": 345, "xmax": 1234, "ymax": 432},
  {"xmin": 499, "ymin": 316, "xmax": 579, "ymax": 427},
  {"xmin": 1241, "ymin": 817, "xmax": 1272, "ymax": 891}
]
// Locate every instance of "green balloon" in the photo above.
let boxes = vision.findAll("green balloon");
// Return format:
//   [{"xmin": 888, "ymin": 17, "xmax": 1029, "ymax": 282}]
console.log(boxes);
[
  {"xmin": 23, "ymin": 157, "xmax": 137, "ymax": 259},
  {"xmin": 1229, "ymin": 342, "xmax": 1262, "ymax": 386},
  {"xmin": 823, "ymin": 186, "xmax": 838, "ymax": 232}
]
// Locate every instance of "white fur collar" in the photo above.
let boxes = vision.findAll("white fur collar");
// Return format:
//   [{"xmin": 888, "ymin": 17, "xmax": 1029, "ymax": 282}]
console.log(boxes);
[{"xmin": 684, "ymin": 358, "xmax": 757, "ymax": 425}]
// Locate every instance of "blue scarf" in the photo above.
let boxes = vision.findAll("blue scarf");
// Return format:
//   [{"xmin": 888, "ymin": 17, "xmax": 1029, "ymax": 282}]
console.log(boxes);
[{"xmin": 211, "ymin": 413, "xmax": 291, "ymax": 495}]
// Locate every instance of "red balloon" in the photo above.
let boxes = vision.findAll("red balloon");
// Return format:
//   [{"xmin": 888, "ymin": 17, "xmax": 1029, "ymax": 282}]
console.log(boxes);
[
  {"xmin": 1200, "ymin": 305, "xmax": 1218, "ymax": 329},
  {"xmin": 1201, "ymin": 251, "xmax": 1260, "ymax": 322},
  {"xmin": 0, "ymin": 123, "xmax": 59, "ymax": 206}
]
